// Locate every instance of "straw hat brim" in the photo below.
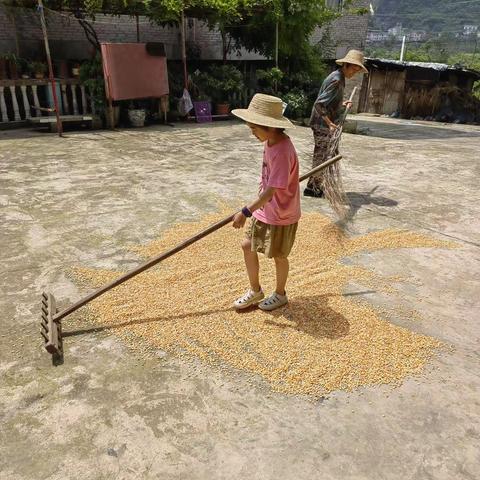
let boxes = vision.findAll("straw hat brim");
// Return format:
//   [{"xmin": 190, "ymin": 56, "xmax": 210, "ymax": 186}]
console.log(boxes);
[
  {"xmin": 231, "ymin": 108, "xmax": 295, "ymax": 129},
  {"xmin": 336, "ymin": 58, "xmax": 368, "ymax": 73}
]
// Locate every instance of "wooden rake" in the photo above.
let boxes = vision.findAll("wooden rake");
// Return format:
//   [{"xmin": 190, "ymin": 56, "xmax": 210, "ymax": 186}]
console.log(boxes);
[{"xmin": 41, "ymin": 154, "xmax": 342, "ymax": 362}]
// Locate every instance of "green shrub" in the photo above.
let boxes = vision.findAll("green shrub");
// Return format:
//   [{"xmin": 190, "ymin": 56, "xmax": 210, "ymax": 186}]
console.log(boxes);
[
  {"xmin": 283, "ymin": 89, "xmax": 309, "ymax": 119},
  {"xmin": 255, "ymin": 67, "xmax": 284, "ymax": 94},
  {"xmin": 79, "ymin": 54, "xmax": 105, "ymax": 114},
  {"xmin": 193, "ymin": 64, "xmax": 244, "ymax": 104}
]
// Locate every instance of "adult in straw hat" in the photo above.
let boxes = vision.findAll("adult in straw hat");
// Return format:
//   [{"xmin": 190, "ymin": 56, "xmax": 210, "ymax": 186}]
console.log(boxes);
[
  {"xmin": 230, "ymin": 94, "xmax": 300, "ymax": 311},
  {"xmin": 304, "ymin": 49, "xmax": 367, "ymax": 211}
]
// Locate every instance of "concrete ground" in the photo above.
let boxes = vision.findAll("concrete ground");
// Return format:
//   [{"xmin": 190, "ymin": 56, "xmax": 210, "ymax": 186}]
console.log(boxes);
[{"xmin": 0, "ymin": 116, "xmax": 479, "ymax": 480}]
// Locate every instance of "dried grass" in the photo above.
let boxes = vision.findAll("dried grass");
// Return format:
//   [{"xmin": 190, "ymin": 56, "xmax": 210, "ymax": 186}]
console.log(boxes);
[{"xmin": 73, "ymin": 209, "xmax": 455, "ymax": 397}]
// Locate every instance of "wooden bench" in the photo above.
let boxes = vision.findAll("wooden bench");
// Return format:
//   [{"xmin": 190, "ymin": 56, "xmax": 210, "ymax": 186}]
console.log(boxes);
[{"xmin": 0, "ymin": 78, "xmax": 96, "ymax": 130}]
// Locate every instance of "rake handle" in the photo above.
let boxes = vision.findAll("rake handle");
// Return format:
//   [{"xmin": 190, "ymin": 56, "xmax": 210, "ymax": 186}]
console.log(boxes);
[
  {"xmin": 53, "ymin": 154, "xmax": 342, "ymax": 322},
  {"xmin": 340, "ymin": 86, "xmax": 358, "ymax": 125}
]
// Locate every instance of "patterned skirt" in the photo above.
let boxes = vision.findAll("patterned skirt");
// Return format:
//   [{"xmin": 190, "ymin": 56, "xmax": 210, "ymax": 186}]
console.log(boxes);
[{"xmin": 307, "ymin": 126, "xmax": 338, "ymax": 192}]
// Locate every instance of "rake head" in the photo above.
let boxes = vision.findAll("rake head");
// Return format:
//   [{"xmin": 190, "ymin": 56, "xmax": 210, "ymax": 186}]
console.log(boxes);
[{"xmin": 41, "ymin": 292, "xmax": 63, "ymax": 357}]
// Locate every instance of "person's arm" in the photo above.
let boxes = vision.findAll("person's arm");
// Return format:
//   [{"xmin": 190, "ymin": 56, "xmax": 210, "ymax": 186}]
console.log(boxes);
[{"xmin": 232, "ymin": 187, "xmax": 276, "ymax": 229}]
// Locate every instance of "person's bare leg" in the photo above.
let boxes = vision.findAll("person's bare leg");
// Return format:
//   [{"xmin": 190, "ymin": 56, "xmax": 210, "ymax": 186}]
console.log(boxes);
[
  {"xmin": 274, "ymin": 257, "xmax": 289, "ymax": 295},
  {"xmin": 242, "ymin": 239, "xmax": 261, "ymax": 291}
]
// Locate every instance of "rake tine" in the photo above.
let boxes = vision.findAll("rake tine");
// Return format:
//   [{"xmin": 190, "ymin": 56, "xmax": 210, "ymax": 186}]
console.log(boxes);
[{"xmin": 40, "ymin": 293, "xmax": 62, "ymax": 357}]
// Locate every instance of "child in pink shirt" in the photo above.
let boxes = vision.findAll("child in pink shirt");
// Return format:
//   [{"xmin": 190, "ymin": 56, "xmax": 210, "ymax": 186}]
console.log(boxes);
[{"xmin": 231, "ymin": 94, "xmax": 301, "ymax": 311}]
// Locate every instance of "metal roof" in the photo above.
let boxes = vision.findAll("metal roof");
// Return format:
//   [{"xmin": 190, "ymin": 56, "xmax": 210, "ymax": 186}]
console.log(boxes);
[{"xmin": 365, "ymin": 58, "xmax": 480, "ymax": 79}]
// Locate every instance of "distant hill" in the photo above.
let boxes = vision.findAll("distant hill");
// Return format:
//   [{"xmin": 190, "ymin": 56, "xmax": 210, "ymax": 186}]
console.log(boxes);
[{"xmin": 371, "ymin": 0, "xmax": 480, "ymax": 34}]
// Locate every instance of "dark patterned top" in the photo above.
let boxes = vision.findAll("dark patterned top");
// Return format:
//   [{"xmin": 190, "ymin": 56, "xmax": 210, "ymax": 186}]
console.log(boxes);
[{"xmin": 309, "ymin": 69, "xmax": 346, "ymax": 128}]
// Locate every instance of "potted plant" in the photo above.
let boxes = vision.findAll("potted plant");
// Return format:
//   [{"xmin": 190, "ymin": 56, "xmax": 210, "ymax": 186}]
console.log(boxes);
[
  {"xmin": 31, "ymin": 61, "xmax": 47, "ymax": 79},
  {"xmin": 4, "ymin": 53, "xmax": 19, "ymax": 79},
  {"xmin": 256, "ymin": 67, "xmax": 284, "ymax": 94},
  {"xmin": 16, "ymin": 57, "xmax": 31, "ymax": 79},
  {"xmin": 282, "ymin": 89, "xmax": 309, "ymax": 121},
  {"xmin": 127, "ymin": 101, "xmax": 146, "ymax": 127},
  {"xmin": 194, "ymin": 65, "xmax": 244, "ymax": 115},
  {"xmin": 79, "ymin": 54, "xmax": 107, "ymax": 126},
  {"xmin": 72, "ymin": 62, "xmax": 81, "ymax": 77}
]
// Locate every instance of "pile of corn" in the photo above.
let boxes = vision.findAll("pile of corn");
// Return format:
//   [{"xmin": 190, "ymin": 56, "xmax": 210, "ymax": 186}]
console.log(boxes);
[{"xmin": 74, "ymin": 209, "xmax": 454, "ymax": 396}]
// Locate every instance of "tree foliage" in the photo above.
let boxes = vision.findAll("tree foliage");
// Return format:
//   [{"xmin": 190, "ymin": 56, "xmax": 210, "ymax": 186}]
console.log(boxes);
[
  {"xmin": 5, "ymin": 0, "xmax": 256, "ymax": 22},
  {"xmin": 224, "ymin": 1, "xmax": 364, "ymax": 79}
]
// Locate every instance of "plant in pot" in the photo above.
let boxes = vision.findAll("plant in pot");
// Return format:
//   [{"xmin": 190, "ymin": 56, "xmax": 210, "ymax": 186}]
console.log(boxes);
[
  {"xmin": 195, "ymin": 65, "xmax": 244, "ymax": 115},
  {"xmin": 72, "ymin": 62, "xmax": 81, "ymax": 77},
  {"xmin": 282, "ymin": 89, "xmax": 309, "ymax": 122},
  {"xmin": 79, "ymin": 54, "xmax": 106, "ymax": 127},
  {"xmin": 4, "ymin": 53, "xmax": 19, "ymax": 79},
  {"xmin": 16, "ymin": 57, "xmax": 31, "ymax": 79},
  {"xmin": 191, "ymin": 71, "xmax": 212, "ymax": 119},
  {"xmin": 256, "ymin": 67, "xmax": 284, "ymax": 95},
  {"xmin": 127, "ymin": 101, "xmax": 146, "ymax": 128},
  {"xmin": 211, "ymin": 65, "xmax": 244, "ymax": 115},
  {"xmin": 31, "ymin": 61, "xmax": 47, "ymax": 79}
]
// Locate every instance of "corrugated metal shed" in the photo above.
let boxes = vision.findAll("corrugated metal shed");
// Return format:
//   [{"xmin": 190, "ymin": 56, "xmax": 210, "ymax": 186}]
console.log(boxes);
[{"xmin": 365, "ymin": 58, "xmax": 480, "ymax": 80}]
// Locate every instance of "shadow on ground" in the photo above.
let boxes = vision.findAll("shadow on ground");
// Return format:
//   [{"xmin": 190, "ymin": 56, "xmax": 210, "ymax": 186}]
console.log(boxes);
[
  {"xmin": 337, "ymin": 187, "xmax": 399, "ymax": 227},
  {"xmin": 261, "ymin": 293, "xmax": 377, "ymax": 340},
  {"xmin": 357, "ymin": 122, "xmax": 480, "ymax": 141}
]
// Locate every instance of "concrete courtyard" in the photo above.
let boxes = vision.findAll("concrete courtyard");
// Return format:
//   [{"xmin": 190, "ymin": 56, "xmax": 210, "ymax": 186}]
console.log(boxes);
[{"xmin": 0, "ymin": 116, "xmax": 479, "ymax": 479}]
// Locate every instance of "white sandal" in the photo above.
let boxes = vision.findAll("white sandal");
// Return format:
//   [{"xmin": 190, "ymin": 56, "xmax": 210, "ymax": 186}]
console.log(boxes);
[
  {"xmin": 234, "ymin": 289, "xmax": 264, "ymax": 310},
  {"xmin": 258, "ymin": 292, "xmax": 288, "ymax": 311}
]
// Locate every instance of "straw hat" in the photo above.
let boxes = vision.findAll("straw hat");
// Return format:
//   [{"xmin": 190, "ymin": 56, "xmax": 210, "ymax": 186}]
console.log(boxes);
[
  {"xmin": 232, "ymin": 94, "xmax": 295, "ymax": 129},
  {"xmin": 336, "ymin": 49, "xmax": 368, "ymax": 73}
]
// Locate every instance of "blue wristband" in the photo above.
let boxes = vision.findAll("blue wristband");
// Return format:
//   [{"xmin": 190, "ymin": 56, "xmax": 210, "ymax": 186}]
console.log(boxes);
[{"xmin": 242, "ymin": 206, "xmax": 252, "ymax": 218}]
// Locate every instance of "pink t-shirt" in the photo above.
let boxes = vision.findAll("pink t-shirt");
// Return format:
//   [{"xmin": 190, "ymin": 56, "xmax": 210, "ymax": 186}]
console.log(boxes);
[{"xmin": 253, "ymin": 137, "xmax": 301, "ymax": 226}]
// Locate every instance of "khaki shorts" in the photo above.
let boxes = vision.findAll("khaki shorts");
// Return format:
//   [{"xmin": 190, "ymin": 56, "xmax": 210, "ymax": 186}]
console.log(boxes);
[{"xmin": 246, "ymin": 218, "xmax": 298, "ymax": 258}]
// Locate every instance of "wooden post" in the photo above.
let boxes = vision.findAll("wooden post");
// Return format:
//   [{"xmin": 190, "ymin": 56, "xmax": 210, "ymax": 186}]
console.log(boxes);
[
  {"xmin": 274, "ymin": 19, "xmax": 279, "ymax": 93},
  {"xmin": 180, "ymin": 10, "xmax": 188, "ymax": 90},
  {"xmin": 136, "ymin": 14, "xmax": 140, "ymax": 42},
  {"xmin": 37, "ymin": 0, "xmax": 63, "ymax": 136},
  {"xmin": 106, "ymin": 74, "xmax": 115, "ymax": 130},
  {"xmin": 400, "ymin": 35, "xmax": 406, "ymax": 62}
]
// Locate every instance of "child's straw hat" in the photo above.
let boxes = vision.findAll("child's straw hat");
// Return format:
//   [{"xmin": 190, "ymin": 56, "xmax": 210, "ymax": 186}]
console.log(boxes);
[
  {"xmin": 232, "ymin": 94, "xmax": 295, "ymax": 129},
  {"xmin": 336, "ymin": 49, "xmax": 368, "ymax": 73}
]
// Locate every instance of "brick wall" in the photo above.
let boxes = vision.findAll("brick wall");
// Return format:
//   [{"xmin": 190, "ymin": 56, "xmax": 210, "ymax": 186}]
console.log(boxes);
[
  {"xmin": 0, "ymin": 6, "xmax": 18, "ymax": 53},
  {"xmin": 0, "ymin": 4, "xmax": 369, "ymax": 62},
  {"xmin": 0, "ymin": 6, "xmax": 263, "ymax": 61},
  {"xmin": 0, "ymin": 6, "xmax": 182, "ymax": 59}
]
